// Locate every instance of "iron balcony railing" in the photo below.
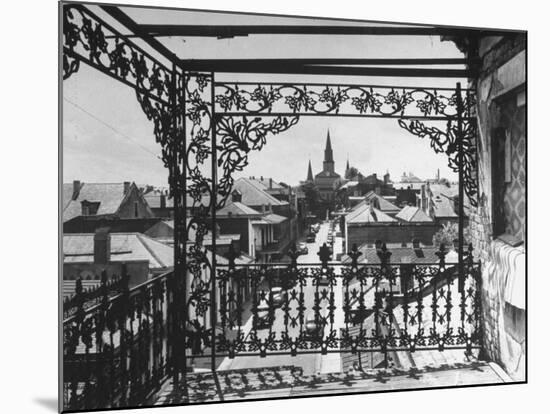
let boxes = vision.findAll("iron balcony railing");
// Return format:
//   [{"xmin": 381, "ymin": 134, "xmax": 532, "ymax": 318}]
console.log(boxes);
[
  {"xmin": 210, "ymin": 243, "xmax": 481, "ymax": 360},
  {"xmin": 62, "ymin": 268, "xmax": 176, "ymax": 411},
  {"xmin": 62, "ymin": 243, "xmax": 481, "ymax": 411}
]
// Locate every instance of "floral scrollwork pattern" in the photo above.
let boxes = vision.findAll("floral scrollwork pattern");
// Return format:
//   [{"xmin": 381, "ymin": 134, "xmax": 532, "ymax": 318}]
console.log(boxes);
[
  {"xmin": 397, "ymin": 118, "xmax": 479, "ymax": 207},
  {"xmin": 215, "ymin": 83, "xmax": 475, "ymax": 118},
  {"xmin": 215, "ymin": 115, "xmax": 300, "ymax": 209}
]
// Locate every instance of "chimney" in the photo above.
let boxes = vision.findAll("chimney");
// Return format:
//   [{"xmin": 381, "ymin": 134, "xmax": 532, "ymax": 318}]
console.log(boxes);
[
  {"xmin": 262, "ymin": 204, "xmax": 266, "ymax": 214},
  {"xmin": 94, "ymin": 227, "xmax": 111, "ymax": 265},
  {"xmin": 72, "ymin": 180, "xmax": 81, "ymax": 200},
  {"xmin": 375, "ymin": 240, "xmax": 382, "ymax": 250},
  {"xmin": 123, "ymin": 181, "xmax": 131, "ymax": 195},
  {"xmin": 260, "ymin": 176, "xmax": 264, "ymax": 181},
  {"xmin": 269, "ymin": 178, "xmax": 273, "ymax": 189},
  {"xmin": 160, "ymin": 194, "xmax": 166, "ymax": 209},
  {"xmin": 268, "ymin": 203, "xmax": 272, "ymax": 213},
  {"xmin": 374, "ymin": 186, "xmax": 381, "ymax": 195},
  {"xmin": 412, "ymin": 239, "xmax": 420, "ymax": 249}
]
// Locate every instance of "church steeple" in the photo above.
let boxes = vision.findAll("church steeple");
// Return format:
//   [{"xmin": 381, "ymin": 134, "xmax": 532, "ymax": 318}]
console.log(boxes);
[
  {"xmin": 324, "ymin": 130, "xmax": 334, "ymax": 163},
  {"xmin": 323, "ymin": 130, "xmax": 335, "ymax": 174},
  {"xmin": 306, "ymin": 159, "xmax": 314, "ymax": 182}
]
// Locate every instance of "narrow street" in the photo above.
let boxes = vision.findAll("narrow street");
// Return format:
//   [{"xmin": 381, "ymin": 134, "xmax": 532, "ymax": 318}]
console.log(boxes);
[{"xmin": 219, "ymin": 221, "xmax": 345, "ymax": 374}]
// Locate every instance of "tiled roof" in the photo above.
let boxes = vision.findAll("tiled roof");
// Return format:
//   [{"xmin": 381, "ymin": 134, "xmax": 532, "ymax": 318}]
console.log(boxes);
[
  {"xmin": 217, "ymin": 201, "xmax": 263, "ymax": 217},
  {"xmin": 232, "ymin": 178, "xmax": 288, "ymax": 206},
  {"xmin": 350, "ymin": 191, "xmax": 400, "ymax": 213},
  {"xmin": 346, "ymin": 204, "xmax": 397, "ymax": 224},
  {"xmin": 63, "ymin": 182, "xmax": 132, "ymax": 222},
  {"xmin": 396, "ymin": 206, "xmax": 433, "ymax": 222},
  {"xmin": 63, "ymin": 233, "xmax": 173, "ymax": 269}
]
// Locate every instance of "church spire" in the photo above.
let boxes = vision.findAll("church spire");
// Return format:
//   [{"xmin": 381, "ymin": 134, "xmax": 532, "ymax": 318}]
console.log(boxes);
[
  {"xmin": 306, "ymin": 159, "xmax": 314, "ymax": 182},
  {"xmin": 322, "ymin": 129, "xmax": 335, "ymax": 174},
  {"xmin": 324, "ymin": 130, "xmax": 333, "ymax": 163}
]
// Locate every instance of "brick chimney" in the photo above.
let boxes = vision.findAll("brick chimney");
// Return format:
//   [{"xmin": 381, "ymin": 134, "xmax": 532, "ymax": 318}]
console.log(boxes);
[
  {"xmin": 160, "ymin": 194, "xmax": 166, "ymax": 209},
  {"xmin": 412, "ymin": 238, "xmax": 420, "ymax": 249},
  {"xmin": 123, "ymin": 181, "xmax": 131, "ymax": 195},
  {"xmin": 72, "ymin": 180, "xmax": 81, "ymax": 200},
  {"xmin": 94, "ymin": 227, "xmax": 111, "ymax": 265}
]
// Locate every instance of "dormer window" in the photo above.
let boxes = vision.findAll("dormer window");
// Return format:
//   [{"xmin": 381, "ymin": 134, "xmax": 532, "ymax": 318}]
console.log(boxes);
[{"xmin": 81, "ymin": 200, "xmax": 99, "ymax": 216}]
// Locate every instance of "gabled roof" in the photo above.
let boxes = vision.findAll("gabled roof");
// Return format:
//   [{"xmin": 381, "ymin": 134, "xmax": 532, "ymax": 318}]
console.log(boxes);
[
  {"xmin": 350, "ymin": 191, "xmax": 400, "ymax": 213},
  {"xmin": 232, "ymin": 178, "xmax": 288, "ymax": 206},
  {"xmin": 346, "ymin": 204, "xmax": 397, "ymax": 224},
  {"xmin": 63, "ymin": 182, "xmax": 135, "ymax": 222},
  {"xmin": 217, "ymin": 201, "xmax": 263, "ymax": 217},
  {"xmin": 396, "ymin": 206, "xmax": 433, "ymax": 222},
  {"xmin": 63, "ymin": 233, "xmax": 173, "ymax": 269}
]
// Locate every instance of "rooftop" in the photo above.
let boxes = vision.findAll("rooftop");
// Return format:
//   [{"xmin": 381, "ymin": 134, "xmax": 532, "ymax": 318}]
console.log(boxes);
[
  {"xmin": 346, "ymin": 204, "xmax": 397, "ymax": 224},
  {"xmin": 63, "ymin": 232, "xmax": 173, "ymax": 269},
  {"xmin": 217, "ymin": 201, "xmax": 263, "ymax": 217},
  {"xmin": 396, "ymin": 206, "xmax": 433, "ymax": 222},
  {"xmin": 233, "ymin": 178, "xmax": 289, "ymax": 207},
  {"xmin": 341, "ymin": 244, "xmax": 458, "ymax": 264},
  {"xmin": 62, "ymin": 182, "xmax": 140, "ymax": 222},
  {"xmin": 350, "ymin": 191, "xmax": 401, "ymax": 213}
]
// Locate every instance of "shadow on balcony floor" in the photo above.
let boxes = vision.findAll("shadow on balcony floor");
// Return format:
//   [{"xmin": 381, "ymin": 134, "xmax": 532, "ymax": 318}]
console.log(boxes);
[{"xmin": 154, "ymin": 360, "xmax": 511, "ymax": 405}]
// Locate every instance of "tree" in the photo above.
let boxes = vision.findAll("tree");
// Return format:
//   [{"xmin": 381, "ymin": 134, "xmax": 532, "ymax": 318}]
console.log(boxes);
[
  {"xmin": 301, "ymin": 181, "xmax": 321, "ymax": 210},
  {"xmin": 345, "ymin": 166, "xmax": 360, "ymax": 179},
  {"xmin": 432, "ymin": 222, "xmax": 471, "ymax": 248}
]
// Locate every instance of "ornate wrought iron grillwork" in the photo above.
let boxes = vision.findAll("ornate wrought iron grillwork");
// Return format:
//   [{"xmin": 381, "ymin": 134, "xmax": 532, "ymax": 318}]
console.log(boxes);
[
  {"xmin": 212, "ymin": 246, "xmax": 481, "ymax": 359},
  {"xmin": 61, "ymin": 3, "xmax": 482, "ymax": 408},
  {"xmin": 63, "ymin": 270, "xmax": 174, "ymax": 411},
  {"xmin": 214, "ymin": 82, "xmax": 475, "ymax": 118}
]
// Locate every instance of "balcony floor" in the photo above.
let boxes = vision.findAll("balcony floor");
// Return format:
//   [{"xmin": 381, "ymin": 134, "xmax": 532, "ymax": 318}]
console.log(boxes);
[{"xmin": 154, "ymin": 360, "xmax": 511, "ymax": 405}]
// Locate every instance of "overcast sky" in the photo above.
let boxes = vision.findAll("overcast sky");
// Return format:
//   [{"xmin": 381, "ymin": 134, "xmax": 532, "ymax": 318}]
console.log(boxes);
[{"xmin": 63, "ymin": 5, "xmax": 466, "ymax": 187}]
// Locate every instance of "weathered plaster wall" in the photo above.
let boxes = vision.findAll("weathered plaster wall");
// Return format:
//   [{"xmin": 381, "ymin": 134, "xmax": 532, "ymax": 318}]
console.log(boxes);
[{"xmin": 469, "ymin": 35, "xmax": 526, "ymax": 381}]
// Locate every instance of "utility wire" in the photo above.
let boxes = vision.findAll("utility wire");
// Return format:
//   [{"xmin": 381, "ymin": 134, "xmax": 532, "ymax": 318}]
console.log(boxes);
[{"xmin": 63, "ymin": 96, "xmax": 163, "ymax": 162}]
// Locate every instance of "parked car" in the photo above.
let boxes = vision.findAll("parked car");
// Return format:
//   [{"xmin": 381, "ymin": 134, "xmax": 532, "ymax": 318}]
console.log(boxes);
[
  {"xmin": 270, "ymin": 287, "xmax": 287, "ymax": 308},
  {"xmin": 306, "ymin": 233, "xmax": 316, "ymax": 243},
  {"xmin": 318, "ymin": 272, "xmax": 331, "ymax": 286},
  {"xmin": 304, "ymin": 313, "xmax": 325, "ymax": 339},
  {"xmin": 253, "ymin": 301, "xmax": 274, "ymax": 330}
]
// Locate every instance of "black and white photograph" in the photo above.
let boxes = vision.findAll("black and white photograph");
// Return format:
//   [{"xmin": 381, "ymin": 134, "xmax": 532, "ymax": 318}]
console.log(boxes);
[{"xmin": 58, "ymin": 1, "xmax": 527, "ymax": 412}]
